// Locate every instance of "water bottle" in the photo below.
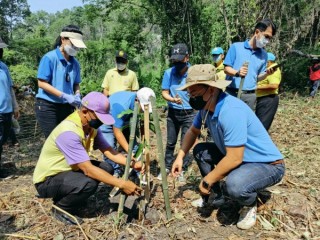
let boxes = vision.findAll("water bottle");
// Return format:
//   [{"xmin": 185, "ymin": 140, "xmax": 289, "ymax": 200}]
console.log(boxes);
[{"xmin": 12, "ymin": 116, "xmax": 20, "ymax": 134}]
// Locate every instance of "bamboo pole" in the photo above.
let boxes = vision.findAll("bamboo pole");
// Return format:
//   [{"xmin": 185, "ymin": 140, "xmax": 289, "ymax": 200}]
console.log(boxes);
[
  {"xmin": 150, "ymin": 97, "xmax": 172, "ymax": 220},
  {"xmin": 117, "ymin": 102, "xmax": 139, "ymax": 220},
  {"xmin": 143, "ymin": 104, "xmax": 151, "ymax": 202}
]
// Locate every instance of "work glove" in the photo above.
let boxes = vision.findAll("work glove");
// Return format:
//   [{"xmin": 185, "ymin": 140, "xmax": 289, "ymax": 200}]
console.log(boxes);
[
  {"xmin": 74, "ymin": 93, "xmax": 82, "ymax": 108},
  {"xmin": 61, "ymin": 93, "xmax": 81, "ymax": 108}
]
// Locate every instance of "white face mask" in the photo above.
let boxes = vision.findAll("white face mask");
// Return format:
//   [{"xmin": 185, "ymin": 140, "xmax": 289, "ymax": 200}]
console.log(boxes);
[
  {"xmin": 64, "ymin": 44, "xmax": 79, "ymax": 56},
  {"xmin": 256, "ymin": 34, "xmax": 269, "ymax": 48},
  {"xmin": 116, "ymin": 63, "xmax": 127, "ymax": 71}
]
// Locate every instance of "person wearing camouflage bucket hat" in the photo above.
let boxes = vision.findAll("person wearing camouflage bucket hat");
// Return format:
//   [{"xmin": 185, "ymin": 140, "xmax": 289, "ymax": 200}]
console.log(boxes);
[{"xmin": 172, "ymin": 64, "xmax": 285, "ymax": 230}]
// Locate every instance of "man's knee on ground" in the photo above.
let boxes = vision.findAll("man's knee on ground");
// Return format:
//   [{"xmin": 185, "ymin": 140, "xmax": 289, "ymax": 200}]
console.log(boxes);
[{"xmin": 193, "ymin": 142, "xmax": 208, "ymax": 162}]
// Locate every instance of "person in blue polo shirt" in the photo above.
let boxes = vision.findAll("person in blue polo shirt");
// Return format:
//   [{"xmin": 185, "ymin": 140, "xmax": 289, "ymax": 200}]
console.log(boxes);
[
  {"xmin": 0, "ymin": 37, "xmax": 20, "ymax": 178},
  {"xmin": 159, "ymin": 43, "xmax": 196, "ymax": 182},
  {"xmin": 224, "ymin": 19, "xmax": 277, "ymax": 110},
  {"xmin": 171, "ymin": 64, "xmax": 285, "ymax": 230},
  {"xmin": 35, "ymin": 25, "xmax": 87, "ymax": 138},
  {"xmin": 102, "ymin": 88, "xmax": 155, "ymax": 176}
]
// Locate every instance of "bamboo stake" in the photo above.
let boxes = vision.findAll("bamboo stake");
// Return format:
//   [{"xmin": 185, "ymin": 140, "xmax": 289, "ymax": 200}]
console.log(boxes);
[
  {"xmin": 117, "ymin": 102, "xmax": 139, "ymax": 221},
  {"xmin": 143, "ymin": 104, "xmax": 151, "ymax": 202},
  {"xmin": 150, "ymin": 97, "xmax": 172, "ymax": 220}
]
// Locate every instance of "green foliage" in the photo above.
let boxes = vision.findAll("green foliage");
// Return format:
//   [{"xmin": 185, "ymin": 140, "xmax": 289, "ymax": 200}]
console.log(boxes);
[
  {"xmin": 2, "ymin": 0, "xmax": 320, "ymax": 99},
  {"xmin": 9, "ymin": 64, "xmax": 37, "ymax": 89}
]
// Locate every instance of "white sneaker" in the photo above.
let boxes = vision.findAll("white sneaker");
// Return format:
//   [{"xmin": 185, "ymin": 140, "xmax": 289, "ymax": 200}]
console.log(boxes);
[
  {"xmin": 177, "ymin": 171, "xmax": 186, "ymax": 183},
  {"xmin": 157, "ymin": 169, "xmax": 169, "ymax": 180},
  {"xmin": 191, "ymin": 197, "xmax": 204, "ymax": 207},
  {"xmin": 237, "ymin": 205, "xmax": 257, "ymax": 230}
]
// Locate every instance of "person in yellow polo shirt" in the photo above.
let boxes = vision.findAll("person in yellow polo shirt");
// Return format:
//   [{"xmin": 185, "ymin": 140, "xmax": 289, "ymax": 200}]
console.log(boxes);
[
  {"xmin": 255, "ymin": 52, "xmax": 282, "ymax": 131},
  {"xmin": 100, "ymin": 50, "xmax": 139, "ymax": 177},
  {"xmin": 211, "ymin": 47, "xmax": 226, "ymax": 80},
  {"xmin": 33, "ymin": 92, "xmax": 142, "ymax": 225},
  {"xmin": 101, "ymin": 50, "xmax": 139, "ymax": 97}
]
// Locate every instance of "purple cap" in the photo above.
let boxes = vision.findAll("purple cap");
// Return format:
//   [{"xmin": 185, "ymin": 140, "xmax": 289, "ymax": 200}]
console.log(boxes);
[{"xmin": 81, "ymin": 92, "xmax": 115, "ymax": 125}]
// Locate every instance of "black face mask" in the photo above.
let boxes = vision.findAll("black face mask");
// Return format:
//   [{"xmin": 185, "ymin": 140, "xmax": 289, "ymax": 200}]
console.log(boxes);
[
  {"xmin": 173, "ymin": 62, "xmax": 187, "ymax": 74},
  {"xmin": 88, "ymin": 118, "xmax": 103, "ymax": 129},
  {"xmin": 189, "ymin": 96, "xmax": 207, "ymax": 110}
]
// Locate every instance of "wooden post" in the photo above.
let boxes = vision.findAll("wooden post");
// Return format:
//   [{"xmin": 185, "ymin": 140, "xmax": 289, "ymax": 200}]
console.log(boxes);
[
  {"xmin": 150, "ymin": 97, "xmax": 172, "ymax": 220},
  {"xmin": 117, "ymin": 102, "xmax": 139, "ymax": 221}
]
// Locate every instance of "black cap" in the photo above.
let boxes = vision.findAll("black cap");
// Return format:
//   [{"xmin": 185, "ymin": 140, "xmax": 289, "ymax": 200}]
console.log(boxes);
[
  {"xmin": 170, "ymin": 43, "xmax": 189, "ymax": 62},
  {"xmin": 115, "ymin": 50, "xmax": 128, "ymax": 60}
]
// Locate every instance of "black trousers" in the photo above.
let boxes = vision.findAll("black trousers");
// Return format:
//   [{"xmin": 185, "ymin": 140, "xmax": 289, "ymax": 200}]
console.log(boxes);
[
  {"xmin": 255, "ymin": 94, "xmax": 279, "ymax": 131},
  {"xmin": 35, "ymin": 160, "xmax": 114, "ymax": 213},
  {"xmin": 35, "ymin": 98, "xmax": 74, "ymax": 138},
  {"xmin": 0, "ymin": 112, "xmax": 12, "ymax": 164}
]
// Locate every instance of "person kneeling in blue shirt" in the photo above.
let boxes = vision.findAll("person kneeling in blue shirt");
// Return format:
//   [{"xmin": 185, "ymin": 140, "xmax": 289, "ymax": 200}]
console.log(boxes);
[{"xmin": 171, "ymin": 64, "xmax": 285, "ymax": 230}]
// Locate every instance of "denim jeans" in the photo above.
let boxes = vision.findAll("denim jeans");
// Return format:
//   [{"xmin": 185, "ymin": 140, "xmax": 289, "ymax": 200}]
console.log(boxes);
[
  {"xmin": 193, "ymin": 142, "xmax": 285, "ymax": 206},
  {"xmin": 35, "ymin": 160, "xmax": 113, "ymax": 213},
  {"xmin": 0, "ymin": 112, "xmax": 12, "ymax": 164},
  {"xmin": 256, "ymin": 94, "xmax": 279, "ymax": 131},
  {"xmin": 35, "ymin": 98, "xmax": 74, "ymax": 138},
  {"xmin": 99, "ymin": 124, "xmax": 120, "ymax": 172},
  {"xmin": 100, "ymin": 122, "xmax": 138, "ymax": 174},
  {"xmin": 310, "ymin": 79, "xmax": 320, "ymax": 97},
  {"xmin": 165, "ymin": 108, "xmax": 196, "ymax": 171}
]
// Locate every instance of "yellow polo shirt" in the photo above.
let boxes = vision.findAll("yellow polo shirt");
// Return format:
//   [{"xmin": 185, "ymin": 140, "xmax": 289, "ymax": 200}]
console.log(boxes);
[
  {"xmin": 216, "ymin": 62, "xmax": 226, "ymax": 80},
  {"xmin": 33, "ymin": 111, "xmax": 97, "ymax": 184},
  {"xmin": 256, "ymin": 63, "xmax": 282, "ymax": 97},
  {"xmin": 101, "ymin": 68, "xmax": 139, "ymax": 96}
]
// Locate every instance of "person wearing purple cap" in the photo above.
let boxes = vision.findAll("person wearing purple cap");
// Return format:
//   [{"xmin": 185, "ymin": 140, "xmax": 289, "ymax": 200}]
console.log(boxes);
[{"xmin": 33, "ymin": 92, "xmax": 143, "ymax": 225}]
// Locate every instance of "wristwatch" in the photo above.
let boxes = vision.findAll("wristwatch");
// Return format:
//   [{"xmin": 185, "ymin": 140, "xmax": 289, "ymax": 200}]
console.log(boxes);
[
  {"xmin": 202, "ymin": 180, "xmax": 211, "ymax": 190},
  {"xmin": 235, "ymin": 71, "xmax": 240, "ymax": 77}
]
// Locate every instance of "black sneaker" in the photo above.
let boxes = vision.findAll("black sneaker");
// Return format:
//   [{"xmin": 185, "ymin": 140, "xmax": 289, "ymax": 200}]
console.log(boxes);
[{"xmin": 51, "ymin": 208, "xmax": 83, "ymax": 225}]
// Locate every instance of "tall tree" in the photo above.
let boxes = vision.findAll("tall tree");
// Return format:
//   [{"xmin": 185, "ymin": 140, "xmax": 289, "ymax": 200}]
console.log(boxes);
[{"xmin": 0, "ymin": 0, "xmax": 30, "ymax": 41}]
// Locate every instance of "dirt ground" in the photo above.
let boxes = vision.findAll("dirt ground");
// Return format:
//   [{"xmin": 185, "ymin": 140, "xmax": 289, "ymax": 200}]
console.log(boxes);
[{"xmin": 0, "ymin": 94, "xmax": 319, "ymax": 240}]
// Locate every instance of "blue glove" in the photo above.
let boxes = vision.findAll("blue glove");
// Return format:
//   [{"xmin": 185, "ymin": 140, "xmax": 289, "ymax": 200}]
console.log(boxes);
[
  {"xmin": 74, "ymin": 93, "xmax": 82, "ymax": 108},
  {"xmin": 61, "ymin": 93, "xmax": 80, "ymax": 107}
]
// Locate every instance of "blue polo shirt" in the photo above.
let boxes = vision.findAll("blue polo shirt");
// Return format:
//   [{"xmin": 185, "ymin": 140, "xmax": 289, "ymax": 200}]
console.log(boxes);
[
  {"xmin": 36, "ymin": 47, "xmax": 81, "ymax": 103},
  {"xmin": 224, "ymin": 40, "xmax": 267, "ymax": 90},
  {"xmin": 161, "ymin": 66, "xmax": 192, "ymax": 110},
  {"xmin": 193, "ymin": 92, "xmax": 283, "ymax": 163},
  {"xmin": 0, "ymin": 61, "xmax": 13, "ymax": 113},
  {"xmin": 109, "ymin": 91, "xmax": 136, "ymax": 129}
]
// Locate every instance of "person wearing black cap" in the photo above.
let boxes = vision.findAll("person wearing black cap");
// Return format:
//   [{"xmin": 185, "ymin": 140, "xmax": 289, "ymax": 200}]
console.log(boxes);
[
  {"xmin": 101, "ymin": 50, "xmax": 139, "ymax": 97},
  {"xmin": 35, "ymin": 25, "xmax": 87, "ymax": 138},
  {"xmin": 159, "ymin": 43, "xmax": 196, "ymax": 182},
  {"xmin": 0, "ymin": 37, "xmax": 20, "ymax": 179},
  {"xmin": 100, "ymin": 50, "xmax": 139, "ymax": 177}
]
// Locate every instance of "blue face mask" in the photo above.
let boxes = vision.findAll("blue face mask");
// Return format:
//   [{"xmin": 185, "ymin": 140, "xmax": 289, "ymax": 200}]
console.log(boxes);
[
  {"xmin": 173, "ymin": 62, "xmax": 187, "ymax": 73},
  {"xmin": 212, "ymin": 55, "xmax": 221, "ymax": 63}
]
